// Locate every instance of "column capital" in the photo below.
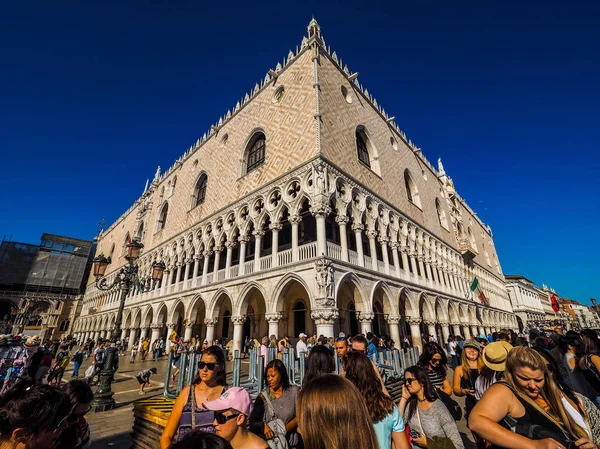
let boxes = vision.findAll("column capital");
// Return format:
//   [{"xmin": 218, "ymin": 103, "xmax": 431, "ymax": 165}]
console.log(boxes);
[
  {"xmin": 390, "ymin": 241, "xmax": 400, "ymax": 249},
  {"xmin": 184, "ymin": 323, "xmax": 194, "ymax": 328},
  {"xmin": 269, "ymin": 222, "xmax": 283, "ymax": 231},
  {"xmin": 194, "ymin": 254, "xmax": 202, "ymax": 261},
  {"xmin": 150, "ymin": 323, "xmax": 163, "ymax": 330},
  {"xmin": 265, "ymin": 312, "xmax": 283, "ymax": 323},
  {"xmin": 407, "ymin": 317, "xmax": 422, "ymax": 326},
  {"xmin": 439, "ymin": 321, "xmax": 450, "ymax": 327},
  {"xmin": 288, "ymin": 214, "xmax": 302, "ymax": 225},
  {"xmin": 203, "ymin": 250, "xmax": 214, "ymax": 257},
  {"xmin": 310, "ymin": 308, "xmax": 339, "ymax": 325},
  {"xmin": 351, "ymin": 223, "xmax": 364, "ymax": 233},
  {"xmin": 385, "ymin": 314, "xmax": 401, "ymax": 325},
  {"xmin": 225, "ymin": 241, "xmax": 236, "ymax": 249},
  {"xmin": 450, "ymin": 322, "xmax": 461, "ymax": 327},
  {"xmin": 204, "ymin": 318, "xmax": 218, "ymax": 326},
  {"xmin": 253, "ymin": 230, "xmax": 265, "ymax": 237},
  {"xmin": 335, "ymin": 215, "xmax": 350, "ymax": 225},
  {"xmin": 357, "ymin": 312, "xmax": 375, "ymax": 323},
  {"xmin": 378, "ymin": 236, "xmax": 389, "ymax": 245},
  {"xmin": 214, "ymin": 246, "xmax": 224, "ymax": 253},
  {"xmin": 231, "ymin": 315, "xmax": 246, "ymax": 325},
  {"xmin": 423, "ymin": 320, "xmax": 436, "ymax": 326},
  {"xmin": 309, "ymin": 203, "xmax": 331, "ymax": 217},
  {"xmin": 366, "ymin": 230, "xmax": 378, "ymax": 239},
  {"xmin": 166, "ymin": 323, "xmax": 176, "ymax": 328},
  {"xmin": 238, "ymin": 235, "xmax": 250, "ymax": 244}
]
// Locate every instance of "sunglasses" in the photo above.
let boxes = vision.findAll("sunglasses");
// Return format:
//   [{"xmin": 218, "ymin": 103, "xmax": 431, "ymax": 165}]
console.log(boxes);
[
  {"xmin": 54, "ymin": 404, "xmax": 77, "ymax": 433},
  {"xmin": 215, "ymin": 413, "xmax": 239, "ymax": 424},
  {"xmin": 199, "ymin": 362, "xmax": 218, "ymax": 370},
  {"xmin": 405, "ymin": 378, "xmax": 417, "ymax": 385},
  {"xmin": 431, "ymin": 358, "xmax": 442, "ymax": 364}
]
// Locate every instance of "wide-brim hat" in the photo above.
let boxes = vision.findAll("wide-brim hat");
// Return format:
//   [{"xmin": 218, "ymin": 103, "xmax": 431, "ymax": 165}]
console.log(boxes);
[
  {"xmin": 24, "ymin": 336, "xmax": 40, "ymax": 347},
  {"xmin": 482, "ymin": 341, "xmax": 513, "ymax": 371}
]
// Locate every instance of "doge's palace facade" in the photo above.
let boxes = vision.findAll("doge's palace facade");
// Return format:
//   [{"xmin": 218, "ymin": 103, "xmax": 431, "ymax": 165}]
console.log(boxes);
[{"xmin": 73, "ymin": 20, "xmax": 516, "ymax": 352}]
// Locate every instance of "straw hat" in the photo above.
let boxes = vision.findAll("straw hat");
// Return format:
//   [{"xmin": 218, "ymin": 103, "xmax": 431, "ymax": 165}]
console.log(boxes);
[
  {"xmin": 24, "ymin": 336, "xmax": 40, "ymax": 348},
  {"xmin": 482, "ymin": 341, "xmax": 513, "ymax": 371}
]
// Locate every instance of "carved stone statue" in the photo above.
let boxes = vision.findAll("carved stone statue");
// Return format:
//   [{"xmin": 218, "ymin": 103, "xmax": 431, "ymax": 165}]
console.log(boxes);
[
  {"xmin": 154, "ymin": 166, "xmax": 161, "ymax": 181},
  {"xmin": 315, "ymin": 258, "xmax": 334, "ymax": 307},
  {"xmin": 313, "ymin": 164, "xmax": 328, "ymax": 196}
]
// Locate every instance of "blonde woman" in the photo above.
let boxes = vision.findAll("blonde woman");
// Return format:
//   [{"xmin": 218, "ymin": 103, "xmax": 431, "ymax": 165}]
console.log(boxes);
[
  {"xmin": 452, "ymin": 339, "xmax": 484, "ymax": 421},
  {"xmin": 298, "ymin": 374, "xmax": 380, "ymax": 449},
  {"xmin": 469, "ymin": 346, "xmax": 597, "ymax": 449}
]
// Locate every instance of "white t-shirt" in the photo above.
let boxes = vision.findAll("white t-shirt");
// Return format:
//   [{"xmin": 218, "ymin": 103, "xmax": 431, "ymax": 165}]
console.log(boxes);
[
  {"xmin": 449, "ymin": 341, "xmax": 457, "ymax": 356},
  {"xmin": 296, "ymin": 340, "xmax": 308, "ymax": 355}
]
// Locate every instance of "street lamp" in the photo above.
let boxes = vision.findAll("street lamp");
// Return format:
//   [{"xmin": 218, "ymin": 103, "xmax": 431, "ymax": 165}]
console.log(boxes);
[{"xmin": 90, "ymin": 240, "xmax": 165, "ymax": 411}]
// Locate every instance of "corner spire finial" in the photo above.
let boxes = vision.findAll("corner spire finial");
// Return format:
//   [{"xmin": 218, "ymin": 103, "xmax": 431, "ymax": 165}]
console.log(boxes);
[
  {"xmin": 307, "ymin": 17, "xmax": 321, "ymax": 39},
  {"xmin": 437, "ymin": 158, "xmax": 445, "ymax": 175}
]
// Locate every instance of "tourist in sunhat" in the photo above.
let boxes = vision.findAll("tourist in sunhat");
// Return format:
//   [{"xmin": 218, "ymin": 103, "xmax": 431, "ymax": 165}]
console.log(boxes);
[
  {"xmin": 203, "ymin": 387, "xmax": 267, "ymax": 449},
  {"xmin": 453, "ymin": 339, "xmax": 484, "ymax": 422},
  {"xmin": 474, "ymin": 340, "xmax": 512, "ymax": 400}
]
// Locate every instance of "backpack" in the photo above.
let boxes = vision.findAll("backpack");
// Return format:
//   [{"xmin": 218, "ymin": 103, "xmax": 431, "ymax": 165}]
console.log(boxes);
[
  {"xmin": 73, "ymin": 351, "xmax": 84, "ymax": 363},
  {"xmin": 60, "ymin": 356, "xmax": 71, "ymax": 369},
  {"xmin": 95, "ymin": 350, "xmax": 105, "ymax": 364}
]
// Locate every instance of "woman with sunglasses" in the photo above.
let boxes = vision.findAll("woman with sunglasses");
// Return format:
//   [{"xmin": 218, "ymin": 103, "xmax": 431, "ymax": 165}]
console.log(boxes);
[
  {"xmin": 161, "ymin": 346, "xmax": 228, "ymax": 449},
  {"xmin": 452, "ymin": 340, "xmax": 484, "ymax": 422},
  {"xmin": 398, "ymin": 366, "xmax": 465, "ymax": 449},
  {"xmin": 0, "ymin": 381, "xmax": 72, "ymax": 449},
  {"xmin": 56, "ymin": 380, "xmax": 94, "ymax": 449},
  {"xmin": 249, "ymin": 359, "xmax": 301, "ymax": 449},
  {"xmin": 417, "ymin": 342, "xmax": 452, "ymax": 395}
]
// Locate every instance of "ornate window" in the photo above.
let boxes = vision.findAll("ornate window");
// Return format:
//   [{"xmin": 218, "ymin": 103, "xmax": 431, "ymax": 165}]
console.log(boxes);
[
  {"xmin": 194, "ymin": 173, "xmax": 208, "ymax": 207},
  {"xmin": 157, "ymin": 203, "xmax": 168, "ymax": 232},
  {"xmin": 168, "ymin": 176, "xmax": 177, "ymax": 197},
  {"xmin": 404, "ymin": 169, "xmax": 421, "ymax": 208},
  {"xmin": 356, "ymin": 128, "xmax": 371, "ymax": 167},
  {"xmin": 245, "ymin": 132, "xmax": 266, "ymax": 174},
  {"xmin": 435, "ymin": 199, "xmax": 448, "ymax": 229}
]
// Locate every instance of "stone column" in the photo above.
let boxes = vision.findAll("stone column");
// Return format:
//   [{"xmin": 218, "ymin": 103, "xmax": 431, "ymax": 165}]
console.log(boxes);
[
  {"xmin": 400, "ymin": 247, "xmax": 410, "ymax": 275},
  {"xmin": 193, "ymin": 255, "xmax": 201, "ymax": 279},
  {"xmin": 253, "ymin": 230, "xmax": 264, "ymax": 272},
  {"xmin": 425, "ymin": 259, "xmax": 433, "ymax": 283},
  {"xmin": 204, "ymin": 318, "xmax": 218, "ymax": 345},
  {"xmin": 380, "ymin": 237, "xmax": 390, "ymax": 275},
  {"xmin": 238, "ymin": 236, "xmax": 248, "ymax": 275},
  {"xmin": 224, "ymin": 242, "xmax": 234, "ymax": 279},
  {"xmin": 161, "ymin": 269, "xmax": 171, "ymax": 295},
  {"xmin": 352, "ymin": 223, "xmax": 365, "ymax": 267},
  {"xmin": 289, "ymin": 215, "xmax": 301, "ymax": 262},
  {"xmin": 452, "ymin": 323, "xmax": 461, "ymax": 337},
  {"xmin": 172, "ymin": 264, "xmax": 180, "ymax": 285},
  {"xmin": 391, "ymin": 242, "xmax": 401, "ymax": 277},
  {"xmin": 270, "ymin": 222, "xmax": 282, "ymax": 267},
  {"xmin": 128, "ymin": 328, "xmax": 137, "ymax": 349},
  {"xmin": 386, "ymin": 314, "xmax": 401, "ymax": 348},
  {"xmin": 463, "ymin": 324, "xmax": 472, "ymax": 340},
  {"xmin": 150, "ymin": 324, "xmax": 162, "ymax": 344},
  {"xmin": 165, "ymin": 323, "xmax": 175, "ymax": 352},
  {"xmin": 213, "ymin": 247, "xmax": 223, "ymax": 279},
  {"xmin": 409, "ymin": 250, "xmax": 419, "ymax": 277},
  {"xmin": 367, "ymin": 230, "xmax": 378, "ymax": 271},
  {"xmin": 201, "ymin": 251, "xmax": 212, "ymax": 285},
  {"xmin": 140, "ymin": 327, "xmax": 149, "ymax": 340},
  {"xmin": 336, "ymin": 216, "xmax": 350, "ymax": 262},
  {"xmin": 424, "ymin": 320, "xmax": 436, "ymax": 341},
  {"xmin": 184, "ymin": 323, "xmax": 194, "ymax": 342},
  {"xmin": 408, "ymin": 317, "xmax": 423, "ymax": 350},
  {"xmin": 310, "ymin": 204, "xmax": 330, "ymax": 257},
  {"xmin": 120, "ymin": 327, "xmax": 127, "ymax": 342},
  {"xmin": 266, "ymin": 312, "xmax": 283, "ymax": 339},
  {"xmin": 311, "ymin": 309, "xmax": 339, "ymax": 338},
  {"xmin": 440, "ymin": 322, "xmax": 450, "ymax": 345},
  {"xmin": 358, "ymin": 312, "xmax": 375, "ymax": 335},
  {"xmin": 478, "ymin": 326, "xmax": 485, "ymax": 337},
  {"xmin": 183, "ymin": 260, "xmax": 191, "ymax": 282},
  {"xmin": 431, "ymin": 261, "xmax": 440, "ymax": 284},
  {"xmin": 470, "ymin": 324, "xmax": 478, "ymax": 339},
  {"xmin": 417, "ymin": 254, "xmax": 426, "ymax": 280},
  {"xmin": 231, "ymin": 316, "xmax": 246, "ymax": 355}
]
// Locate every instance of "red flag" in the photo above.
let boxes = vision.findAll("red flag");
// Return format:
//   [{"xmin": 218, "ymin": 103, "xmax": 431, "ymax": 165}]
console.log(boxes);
[{"xmin": 551, "ymin": 294, "xmax": 559, "ymax": 313}]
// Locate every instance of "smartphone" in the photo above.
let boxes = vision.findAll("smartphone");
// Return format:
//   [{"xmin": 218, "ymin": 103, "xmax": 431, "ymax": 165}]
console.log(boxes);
[{"xmin": 409, "ymin": 430, "xmax": 421, "ymax": 439}]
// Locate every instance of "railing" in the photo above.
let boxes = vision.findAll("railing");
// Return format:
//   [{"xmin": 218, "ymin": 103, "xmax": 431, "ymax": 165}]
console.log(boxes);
[
  {"xmin": 230, "ymin": 265, "xmax": 239, "ymax": 278},
  {"xmin": 298, "ymin": 242, "xmax": 317, "ymax": 261},
  {"xmin": 260, "ymin": 255, "xmax": 272, "ymax": 271},
  {"xmin": 243, "ymin": 260, "xmax": 254, "ymax": 275},
  {"xmin": 217, "ymin": 269, "xmax": 225, "ymax": 281},
  {"xmin": 278, "ymin": 248, "xmax": 292, "ymax": 266},
  {"xmin": 364, "ymin": 254, "xmax": 372, "ymax": 268},
  {"xmin": 206, "ymin": 273, "xmax": 213, "ymax": 284},
  {"xmin": 327, "ymin": 241, "xmax": 342, "ymax": 261},
  {"xmin": 348, "ymin": 249, "xmax": 359, "ymax": 266}
]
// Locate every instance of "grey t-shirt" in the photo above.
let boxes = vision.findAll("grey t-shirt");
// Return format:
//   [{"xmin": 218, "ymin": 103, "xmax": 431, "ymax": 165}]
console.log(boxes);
[{"xmin": 404, "ymin": 399, "xmax": 465, "ymax": 449}]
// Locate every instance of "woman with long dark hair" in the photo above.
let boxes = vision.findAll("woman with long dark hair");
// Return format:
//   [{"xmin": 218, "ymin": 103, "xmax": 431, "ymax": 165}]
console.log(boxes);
[
  {"xmin": 301, "ymin": 345, "xmax": 334, "ymax": 388},
  {"xmin": 469, "ymin": 346, "xmax": 597, "ymax": 449},
  {"xmin": 398, "ymin": 365, "xmax": 464, "ymax": 449},
  {"xmin": 344, "ymin": 352, "xmax": 409, "ymax": 449},
  {"xmin": 55, "ymin": 380, "xmax": 94, "ymax": 449},
  {"xmin": 0, "ymin": 382, "xmax": 72, "ymax": 449},
  {"xmin": 249, "ymin": 359, "xmax": 301, "ymax": 448},
  {"xmin": 298, "ymin": 374, "xmax": 379, "ymax": 449},
  {"xmin": 417, "ymin": 342, "xmax": 452, "ymax": 395},
  {"xmin": 579, "ymin": 329, "xmax": 600, "ymax": 406},
  {"xmin": 161, "ymin": 345, "xmax": 228, "ymax": 449}
]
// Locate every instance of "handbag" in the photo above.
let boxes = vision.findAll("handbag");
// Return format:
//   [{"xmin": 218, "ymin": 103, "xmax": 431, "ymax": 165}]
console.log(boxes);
[
  {"xmin": 175, "ymin": 386, "xmax": 216, "ymax": 441},
  {"xmin": 262, "ymin": 390, "xmax": 290, "ymax": 449},
  {"xmin": 416, "ymin": 407, "xmax": 457, "ymax": 449},
  {"xmin": 436, "ymin": 389, "xmax": 463, "ymax": 421},
  {"xmin": 84, "ymin": 364, "xmax": 95, "ymax": 378}
]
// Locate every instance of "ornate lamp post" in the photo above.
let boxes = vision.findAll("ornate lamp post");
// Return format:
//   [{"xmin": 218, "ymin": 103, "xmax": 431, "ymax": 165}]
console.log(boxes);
[{"xmin": 90, "ymin": 240, "xmax": 165, "ymax": 411}]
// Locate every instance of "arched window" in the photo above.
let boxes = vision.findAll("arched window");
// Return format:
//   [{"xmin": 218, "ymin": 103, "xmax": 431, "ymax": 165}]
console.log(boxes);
[
  {"xmin": 194, "ymin": 173, "xmax": 208, "ymax": 207},
  {"xmin": 245, "ymin": 132, "xmax": 266, "ymax": 174},
  {"xmin": 435, "ymin": 199, "xmax": 448, "ymax": 229},
  {"xmin": 157, "ymin": 203, "xmax": 168, "ymax": 232},
  {"xmin": 356, "ymin": 127, "xmax": 371, "ymax": 167},
  {"xmin": 168, "ymin": 176, "xmax": 177, "ymax": 197},
  {"xmin": 121, "ymin": 232, "xmax": 131, "ymax": 257},
  {"xmin": 404, "ymin": 169, "xmax": 421, "ymax": 208},
  {"xmin": 59, "ymin": 319, "xmax": 70, "ymax": 332},
  {"xmin": 159, "ymin": 186, "xmax": 165, "ymax": 203},
  {"xmin": 136, "ymin": 222, "xmax": 145, "ymax": 241}
]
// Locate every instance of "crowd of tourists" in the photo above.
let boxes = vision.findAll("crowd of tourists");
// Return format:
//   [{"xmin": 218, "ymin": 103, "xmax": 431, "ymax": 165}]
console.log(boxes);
[{"xmin": 1, "ymin": 326, "xmax": 599, "ymax": 449}]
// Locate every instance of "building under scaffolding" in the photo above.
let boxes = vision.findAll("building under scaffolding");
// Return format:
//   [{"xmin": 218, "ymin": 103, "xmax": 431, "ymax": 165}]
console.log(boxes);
[{"xmin": 0, "ymin": 233, "xmax": 95, "ymax": 339}]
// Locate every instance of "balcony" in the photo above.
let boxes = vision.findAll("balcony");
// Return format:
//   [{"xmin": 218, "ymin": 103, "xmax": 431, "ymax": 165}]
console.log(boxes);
[{"xmin": 458, "ymin": 238, "xmax": 477, "ymax": 259}]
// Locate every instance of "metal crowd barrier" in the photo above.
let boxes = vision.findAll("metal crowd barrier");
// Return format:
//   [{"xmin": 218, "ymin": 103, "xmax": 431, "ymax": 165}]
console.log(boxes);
[{"xmin": 163, "ymin": 345, "xmax": 419, "ymax": 400}]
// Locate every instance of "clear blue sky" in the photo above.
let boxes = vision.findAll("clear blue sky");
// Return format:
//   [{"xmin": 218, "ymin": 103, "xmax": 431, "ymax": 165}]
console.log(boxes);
[{"xmin": 1, "ymin": 1, "xmax": 598, "ymax": 304}]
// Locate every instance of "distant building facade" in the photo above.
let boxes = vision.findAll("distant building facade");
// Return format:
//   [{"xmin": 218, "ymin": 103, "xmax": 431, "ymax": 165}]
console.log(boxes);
[
  {"xmin": 506, "ymin": 275, "xmax": 545, "ymax": 330},
  {"xmin": 73, "ymin": 20, "xmax": 515, "ymax": 352},
  {"xmin": 0, "ymin": 233, "xmax": 95, "ymax": 340}
]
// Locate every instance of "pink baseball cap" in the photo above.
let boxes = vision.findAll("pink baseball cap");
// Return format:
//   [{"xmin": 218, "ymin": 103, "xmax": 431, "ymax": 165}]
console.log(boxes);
[{"xmin": 202, "ymin": 387, "xmax": 252, "ymax": 416}]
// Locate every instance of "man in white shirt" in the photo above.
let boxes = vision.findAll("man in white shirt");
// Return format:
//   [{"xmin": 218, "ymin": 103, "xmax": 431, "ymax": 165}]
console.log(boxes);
[{"xmin": 296, "ymin": 333, "xmax": 308, "ymax": 356}]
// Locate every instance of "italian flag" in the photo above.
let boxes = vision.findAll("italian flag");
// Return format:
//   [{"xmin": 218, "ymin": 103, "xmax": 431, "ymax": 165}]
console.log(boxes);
[{"xmin": 470, "ymin": 277, "xmax": 488, "ymax": 305}]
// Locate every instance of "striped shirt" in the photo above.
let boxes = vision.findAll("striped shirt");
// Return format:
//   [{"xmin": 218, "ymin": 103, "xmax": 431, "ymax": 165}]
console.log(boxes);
[{"xmin": 427, "ymin": 368, "xmax": 445, "ymax": 388}]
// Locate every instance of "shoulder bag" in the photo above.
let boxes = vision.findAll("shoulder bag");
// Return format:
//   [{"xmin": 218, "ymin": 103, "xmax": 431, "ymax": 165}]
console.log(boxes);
[
  {"xmin": 262, "ymin": 390, "xmax": 290, "ymax": 449},
  {"xmin": 416, "ymin": 407, "xmax": 456, "ymax": 449},
  {"xmin": 436, "ymin": 388, "xmax": 463, "ymax": 421}
]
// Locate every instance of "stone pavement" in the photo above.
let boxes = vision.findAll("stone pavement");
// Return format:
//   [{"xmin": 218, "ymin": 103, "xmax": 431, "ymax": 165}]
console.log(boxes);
[{"xmin": 62, "ymin": 355, "xmax": 475, "ymax": 449}]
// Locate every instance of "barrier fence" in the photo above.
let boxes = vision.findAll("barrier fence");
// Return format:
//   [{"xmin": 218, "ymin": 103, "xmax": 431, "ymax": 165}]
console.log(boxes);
[{"xmin": 163, "ymin": 345, "xmax": 420, "ymax": 401}]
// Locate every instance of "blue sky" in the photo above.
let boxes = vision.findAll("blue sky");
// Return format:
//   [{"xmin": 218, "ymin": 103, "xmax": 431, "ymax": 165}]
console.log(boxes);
[{"xmin": 1, "ymin": 1, "xmax": 598, "ymax": 304}]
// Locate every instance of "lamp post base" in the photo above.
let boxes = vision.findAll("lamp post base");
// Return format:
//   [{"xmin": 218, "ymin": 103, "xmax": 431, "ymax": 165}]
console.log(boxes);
[{"xmin": 91, "ymin": 346, "xmax": 118, "ymax": 412}]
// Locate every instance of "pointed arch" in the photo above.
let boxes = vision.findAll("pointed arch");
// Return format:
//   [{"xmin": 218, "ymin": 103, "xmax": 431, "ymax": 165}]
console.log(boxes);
[
  {"xmin": 418, "ymin": 292, "xmax": 435, "ymax": 321},
  {"xmin": 399, "ymin": 287, "xmax": 419, "ymax": 318},
  {"xmin": 335, "ymin": 271, "xmax": 369, "ymax": 312},
  {"xmin": 370, "ymin": 280, "xmax": 397, "ymax": 315},
  {"xmin": 271, "ymin": 273, "xmax": 313, "ymax": 313}
]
